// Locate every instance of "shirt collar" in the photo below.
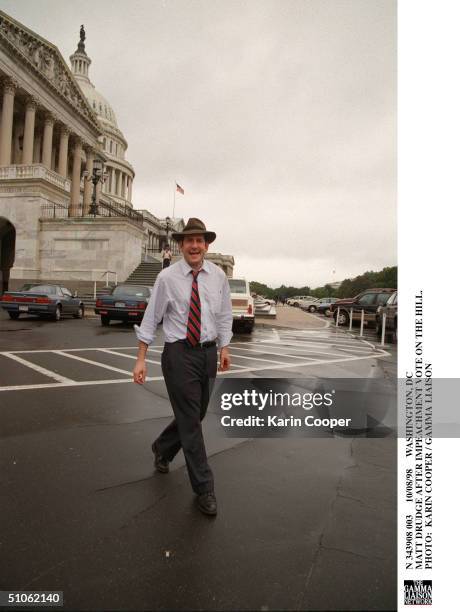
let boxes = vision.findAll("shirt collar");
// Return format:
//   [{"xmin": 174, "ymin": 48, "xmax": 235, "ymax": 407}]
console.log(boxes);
[{"xmin": 179, "ymin": 257, "xmax": 210, "ymax": 276}]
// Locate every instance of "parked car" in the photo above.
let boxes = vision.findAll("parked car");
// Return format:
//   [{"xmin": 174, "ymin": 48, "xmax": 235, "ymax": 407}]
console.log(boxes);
[
  {"xmin": 229, "ymin": 278, "xmax": 254, "ymax": 333},
  {"xmin": 95, "ymin": 284, "xmax": 151, "ymax": 326},
  {"xmin": 376, "ymin": 291, "xmax": 397, "ymax": 342},
  {"xmin": 287, "ymin": 295, "xmax": 316, "ymax": 307},
  {"xmin": 298, "ymin": 297, "xmax": 319, "ymax": 311},
  {"xmin": 0, "ymin": 284, "xmax": 84, "ymax": 321},
  {"xmin": 300, "ymin": 297, "xmax": 337, "ymax": 315},
  {"xmin": 331, "ymin": 288, "xmax": 396, "ymax": 327}
]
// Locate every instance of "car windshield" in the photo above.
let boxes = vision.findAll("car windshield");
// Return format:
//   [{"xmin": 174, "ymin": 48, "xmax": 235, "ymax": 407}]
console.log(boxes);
[
  {"xmin": 19, "ymin": 284, "xmax": 56, "ymax": 294},
  {"xmin": 112, "ymin": 285, "xmax": 150, "ymax": 297},
  {"xmin": 228, "ymin": 280, "xmax": 247, "ymax": 294}
]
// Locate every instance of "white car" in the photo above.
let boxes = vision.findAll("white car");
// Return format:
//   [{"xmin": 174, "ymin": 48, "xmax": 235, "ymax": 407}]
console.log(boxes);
[
  {"xmin": 228, "ymin": 278, "xmax": 254, "ymax": 333},
  {"xmin": 287, "ymin": 295, "xmax": 315, "ymax": 307}
]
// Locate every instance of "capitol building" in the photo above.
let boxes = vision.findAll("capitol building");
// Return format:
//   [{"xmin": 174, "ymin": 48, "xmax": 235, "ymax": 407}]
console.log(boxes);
[{"xmin": 0, "ymin": 10, "xmax": 233, "ymax": 293}]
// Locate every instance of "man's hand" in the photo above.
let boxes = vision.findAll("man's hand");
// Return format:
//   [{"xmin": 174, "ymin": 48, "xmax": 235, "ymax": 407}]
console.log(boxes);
[
  {"xmin": 133, "ymin": 358, "xmax": 147, "ymax": 384},
  {"xmin": 219, "ymin": 346, "xmax": 231, "ymax": 372}
]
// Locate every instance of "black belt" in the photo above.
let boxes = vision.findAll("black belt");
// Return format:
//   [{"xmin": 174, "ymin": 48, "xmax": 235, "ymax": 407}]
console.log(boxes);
[{"xmin": 173, "ymin": 339, "xmax": 217, "ymax": 349}]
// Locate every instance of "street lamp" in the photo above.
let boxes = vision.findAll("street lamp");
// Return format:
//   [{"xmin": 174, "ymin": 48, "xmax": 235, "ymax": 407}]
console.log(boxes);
[{"xmin": 83, "ymin": 157, "xmax": 107, "ymax": 217}]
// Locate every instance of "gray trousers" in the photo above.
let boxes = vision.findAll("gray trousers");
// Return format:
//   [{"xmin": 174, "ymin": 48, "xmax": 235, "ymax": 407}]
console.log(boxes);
[{"xmin": 156, "ymin": 341, "xmax": 217, "ymax": 494}]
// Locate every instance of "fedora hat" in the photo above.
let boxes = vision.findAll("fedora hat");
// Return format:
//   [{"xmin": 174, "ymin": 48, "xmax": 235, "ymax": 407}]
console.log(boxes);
[{"xmin": 171, "ymin": 218, "xmax": 216, "ymax": 243}]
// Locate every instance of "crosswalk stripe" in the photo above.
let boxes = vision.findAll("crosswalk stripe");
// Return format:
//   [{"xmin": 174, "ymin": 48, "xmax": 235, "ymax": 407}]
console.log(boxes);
[
  {"xmin": 53, "ymin": 350, "xmax": 133, "ymax": 376},
  {"xmin": 2, "ymin": 352, "xmax": 75, "ymax": 384},
  {"xmin": 98, "ymin": 348, "xmax": 161, "ymax": 366}
]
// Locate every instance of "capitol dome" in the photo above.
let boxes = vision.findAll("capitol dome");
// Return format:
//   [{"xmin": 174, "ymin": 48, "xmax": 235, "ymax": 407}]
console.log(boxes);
[
  {"xmin": 70, "ymin": 26, "xmax": 135, "ymax": 207},
  {"xmin": 77, "ymin": 80, "xmax": 119, "ymax": 130}
]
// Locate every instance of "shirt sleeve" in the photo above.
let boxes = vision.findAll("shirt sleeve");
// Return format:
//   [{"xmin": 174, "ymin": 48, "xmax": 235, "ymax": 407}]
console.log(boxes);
[
  {"xmin": 134, "ymin": 275, "xmax": 168, "ymax": 346},
  {"xmin": 215, "ymin": 275, "xmax": 233, "ymax": 348}
]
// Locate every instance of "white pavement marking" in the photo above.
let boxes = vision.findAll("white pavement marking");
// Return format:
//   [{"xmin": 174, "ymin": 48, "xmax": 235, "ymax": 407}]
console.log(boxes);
[
  {"xmin": 233, "ymin": 342, "xmax": 369, "ymax": 359},
  {"xmin": 230, "ymin": 344, "xmax": 339, "ymax": 360},
  {"xmin": 0, "ymin": 329, "xmax": 392, "ymax": 392},
  {"xmin": 0, "ymin": 376, "xmax": 165, "ymax": 393},
  {"xmin": 219, "ymin": 349, "xmax": 391, "ymax": 375},
  {"xmin": 2, "ymin": 352, "xmax": 74, "ymax": 384},
  {"xmin": 53, "ymin": 350, "xmax": 133, "ymax": 376},
  {"xmin": 98, "ymin": 348, "xmax": 161, "ymax": 366},
  {"xmin": 0, "ymin": 347, "xmax": 391, "ymax": 392},
  {"xmin": 2, "ymin": 345, "xmax": 161, "ymax": 355},
  {"xmin": 229, "ymin": 352, "xmax": 302, "ymax": 366},
  {"xmin": 254, "ymin": 339, "xmax": 376, "ymax": 354}
]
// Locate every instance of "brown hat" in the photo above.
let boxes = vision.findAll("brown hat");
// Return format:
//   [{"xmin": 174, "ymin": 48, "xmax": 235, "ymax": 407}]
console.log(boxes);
[{"xmin": 171, "ymin": 218, "xmax": 216, "ymax": 244}]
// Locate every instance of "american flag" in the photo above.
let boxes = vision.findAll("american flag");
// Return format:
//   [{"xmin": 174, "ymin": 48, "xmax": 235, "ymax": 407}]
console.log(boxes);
[{"xmin": 176, "ymin": 183, "xmax": 184, "ymax": 195}]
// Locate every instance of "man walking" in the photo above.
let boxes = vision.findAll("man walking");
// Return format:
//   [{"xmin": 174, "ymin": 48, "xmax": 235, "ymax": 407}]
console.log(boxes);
[
  {"xmin": 133, "ymin": 218, "xmax": 232, "ymax": 516},
  {"xmin": 160, "ymin": 243, "xmax": 172, "ymax": 269}
]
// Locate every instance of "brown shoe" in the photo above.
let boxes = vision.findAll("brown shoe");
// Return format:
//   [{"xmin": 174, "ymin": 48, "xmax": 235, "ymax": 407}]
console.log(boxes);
[
  {"xmin": 197, "ymin": 492, "xmax": 217, "ymax": 516},
  {"xmin": 152, "ymin": 442, "xmax": 169, "ymax": 473}
]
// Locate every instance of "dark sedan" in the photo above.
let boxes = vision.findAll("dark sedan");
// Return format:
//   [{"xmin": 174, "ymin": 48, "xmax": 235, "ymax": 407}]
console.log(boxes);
[
  {"xmin": 95, "ymin": 284, "xmax": 151, "ymax": 326},
  {"xmin": 0, "ymin": 284, "xmax": 84, "ymax": 321}
]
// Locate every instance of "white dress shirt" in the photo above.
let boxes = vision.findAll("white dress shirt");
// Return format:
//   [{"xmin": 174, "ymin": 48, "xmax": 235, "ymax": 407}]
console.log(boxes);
[{"xmin": 134, "ymin": 258, "xmax": 233, "ymax": 348}]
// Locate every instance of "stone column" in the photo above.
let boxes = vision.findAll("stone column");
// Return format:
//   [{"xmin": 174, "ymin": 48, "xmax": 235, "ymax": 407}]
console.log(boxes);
[
  {"xmin": 58, "ymin": 126, "xmax": 70, "ymax": 177},
  {"xmin": 69, "ymin": 138, "xmax": 82, "ymax": 217},
  {"xmin": 82, "ymin": 148, "xmax": 94, "ymax": 215},
  {"xmin": 117, "ymin": 170, "xmax": 122, "ymax": 196},
  {"xmin": 128, "ymin": 177, "xmax": 133, "ymax": 202},
  {"xmin": 42, "ymin": 115, "xmax": 54, "ymax": 169},
  {"xmin": 0, "ymin": 78, "xmax": 17, "ymax": 166},
  {"xmin": 22, "ymin": 98, "xmax": 37, "ymax": 165},
  {"xmin": 111, "ymin": 168, "xmax": 115, "ymax": 194}
]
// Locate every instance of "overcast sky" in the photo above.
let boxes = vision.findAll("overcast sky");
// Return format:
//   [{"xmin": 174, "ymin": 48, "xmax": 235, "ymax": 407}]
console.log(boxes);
[{"xmin": 3, "ymin": 0, "xmax": 396, "ymax": 288}]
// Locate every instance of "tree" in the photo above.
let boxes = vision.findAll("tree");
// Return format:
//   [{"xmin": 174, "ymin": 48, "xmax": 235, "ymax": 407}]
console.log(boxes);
[{"xmin": 249, "ymin": 266, "xmax": 397, "ymax": 300}]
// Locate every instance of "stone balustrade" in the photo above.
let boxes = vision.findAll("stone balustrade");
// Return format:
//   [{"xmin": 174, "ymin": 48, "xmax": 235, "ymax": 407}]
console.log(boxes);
[{"xmin": 0, "ymin": 164, "xmax": 71, "ymax": 191}]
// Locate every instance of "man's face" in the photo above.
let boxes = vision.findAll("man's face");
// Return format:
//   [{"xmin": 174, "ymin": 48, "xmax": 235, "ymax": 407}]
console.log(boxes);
[{"xmin": 180, "ymin": 234, "xmax": 209, "ymax": 267}]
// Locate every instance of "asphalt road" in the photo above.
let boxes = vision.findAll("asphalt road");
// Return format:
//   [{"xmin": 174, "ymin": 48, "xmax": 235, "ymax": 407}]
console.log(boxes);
[{"xmin": 0, "ymin": 310, "xmax": 396, "ymax": 611}]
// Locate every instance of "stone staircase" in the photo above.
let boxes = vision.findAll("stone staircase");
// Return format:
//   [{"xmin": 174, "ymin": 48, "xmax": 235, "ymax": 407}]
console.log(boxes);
[
  {"xmin": 123, "ymin": 261, "xmax": 163, "ymax": 287},
  {"xmin": 79, "ymin": 262, "xmax": 162, "ymax": 311}
]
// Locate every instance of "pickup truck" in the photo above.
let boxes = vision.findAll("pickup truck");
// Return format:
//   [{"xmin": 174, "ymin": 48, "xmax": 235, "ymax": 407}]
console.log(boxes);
[
  {"xmin": 331, "ymin": 288, "xmax": 396, "ymax": 327},
  {"xmin": 228, "ymin": 278, "xmax": 254, "ymax": 333}
]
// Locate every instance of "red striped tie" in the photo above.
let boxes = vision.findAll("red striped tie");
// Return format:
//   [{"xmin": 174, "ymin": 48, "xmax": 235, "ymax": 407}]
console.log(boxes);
[{"xmin": 186, "ymin": 270, "xmax": 201, "ymax": 346}]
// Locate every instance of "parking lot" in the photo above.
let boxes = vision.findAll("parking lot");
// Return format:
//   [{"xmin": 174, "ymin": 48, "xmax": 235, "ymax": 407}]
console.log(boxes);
[{"xmin": 0, "ymin": 310, "xmax": 396, "ymax": 611}]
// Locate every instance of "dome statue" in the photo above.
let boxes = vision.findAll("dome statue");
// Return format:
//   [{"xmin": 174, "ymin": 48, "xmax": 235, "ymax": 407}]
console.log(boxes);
[{"xmin": 70, "ymin": 27, "xmax": 135, "ymax": 207}]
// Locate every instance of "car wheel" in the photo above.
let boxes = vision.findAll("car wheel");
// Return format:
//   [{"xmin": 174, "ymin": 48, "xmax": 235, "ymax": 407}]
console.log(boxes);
[
  {"xmin": 73, "ymin": 304, "xmax": 84, "ymax": 319},
  {"xmin": 8, "ymin": 312, "xmax": 20, "ymax": 320},
  {"xmin": 393, "ymin": 321, "xmax": 397, "ymax": 344},
  {"xmin": 54, "ymin": 305, "xmax": 62, "ymax": 321},
  {"xmin": 335, "ymin": 310, "xmax": 349, "ymax": 326},
  {"xmin": 324, "ymin": 308, "xmax": 332, "ymax": 317},
  {"xmin": 309, "ymin": 305, "xmax": 316, "ymax": 313},
  {"xmin": 101, "ymin": 315, "xmax": 110, "ymax": 326}
]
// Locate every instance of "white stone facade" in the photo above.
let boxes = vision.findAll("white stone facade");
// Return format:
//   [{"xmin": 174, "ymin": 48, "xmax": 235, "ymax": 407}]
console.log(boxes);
[{"xmin": 39, "ymin": 218, "xmax": 144, "ymax": 286}]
